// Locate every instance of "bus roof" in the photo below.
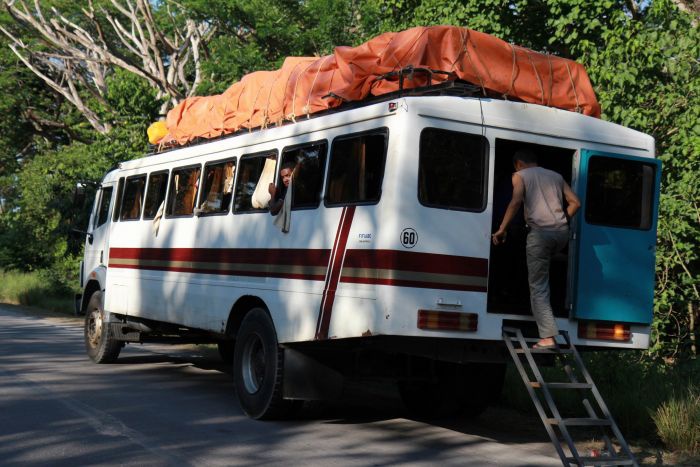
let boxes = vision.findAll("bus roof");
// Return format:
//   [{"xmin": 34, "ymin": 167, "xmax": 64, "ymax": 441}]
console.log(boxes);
[{"xmin": 117, "ymin": 95, "xmax": 653, "ymax": 175}]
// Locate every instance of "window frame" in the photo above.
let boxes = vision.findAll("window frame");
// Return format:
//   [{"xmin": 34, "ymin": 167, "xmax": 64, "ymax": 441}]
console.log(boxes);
[
  {"xmin": 142, "ymin": 169, "xmax": 170, "ymax": 221},
  {"xmin": 323, "ymin": 128, "xmax": 389, "ymax": 208},
  {"xmin": 93, "ymin": 185, "xmax": 114, "ymax": 230},
  {"xmin": 196, "ymin": 156, "xmax": 238, "ymax": 217},
  {"xmin": 280, "ymin": 139, "xmax": 329, "ymax": 211},
  {"xmin": 165, "ymin": 163, "xmax": 202, "ymax": 219},
  {"xmin": 112, "ymin": 177, "xmax": 125, "ymax": 222},
  {"xmin": 233, "ymin": 149, "xmax": 279, "ymax": 215},
  {"xmin": 417, "ymin": 127, "xmax": 490, "ymax": 213},
  {"xmin": 584, "ymin": 155, "xmax": 656, "ymax": 231},
  {"xmin": 118, "ymin": 174, "xmax": 147, "ymax": 222}
]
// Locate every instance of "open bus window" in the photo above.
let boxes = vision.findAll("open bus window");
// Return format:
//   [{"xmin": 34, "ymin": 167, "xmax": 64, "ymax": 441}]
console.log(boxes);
[
  {"xmin": 94, "ymin": 186, "xmax": 113, "ymax": 228},
  {"xmin": 418, "ymin": 128, "xmax": 488, "ymax": 211},
  {"xmin": 234, "ymin": 152, "xmax": 276, "ymax": 213},
  {"xmin": 166, "ymin": 165, "xmax": 201, "ymax": 217},
  {"xmin": 143, "ymin": 171, "xmax": 169, "ymax": 220},
  {"xmin": 325, "ymin": 130, "xmax": 387, "ymax": 206},
  {"xmin": 281, "ymin": 141, "xmax": 328, "ymax": 209},
  {"xmin": 120, "ymin": 175, "xmax": 146, "ymax": 221},
  {"xmin": 197, "ymin": 159, "xmax": 236, "ymax": 215},
  {"xmin": 585, "ymin": 157, "xmax": 655, "ymax": 230},
  {"xmin": 112, "ymin": 177, "xmax": 125, "ymax": 222}
]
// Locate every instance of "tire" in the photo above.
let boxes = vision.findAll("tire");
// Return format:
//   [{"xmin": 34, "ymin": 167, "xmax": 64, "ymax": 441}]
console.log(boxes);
[
  {"xmin": 84, "ymin": 290, "xmax": 122, "ymax": 363},
  {"xmin": 233, "ymin": 308, "xmax": 296, "ymax": 419}
]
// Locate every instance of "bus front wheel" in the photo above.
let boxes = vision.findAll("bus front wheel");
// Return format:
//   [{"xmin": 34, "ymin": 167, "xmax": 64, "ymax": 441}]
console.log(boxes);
[
  {"xmin": 233, "ymin": 307, "xmax": 297, "ymax": 419},
  {"xmin": 84, "ymin": 290, "xmax": 122, "ymax": 363}
]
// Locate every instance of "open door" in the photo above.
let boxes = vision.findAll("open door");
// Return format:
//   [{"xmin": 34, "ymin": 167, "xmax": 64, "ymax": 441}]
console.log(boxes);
[{"xmin": 572, "ymin": 150, "xmax": 661, "ymax": 324}]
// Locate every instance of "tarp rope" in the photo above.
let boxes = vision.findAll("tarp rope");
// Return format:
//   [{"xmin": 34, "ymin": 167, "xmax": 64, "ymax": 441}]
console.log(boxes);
[{"xmin": 564, "ymin": 61, "xmax": 582, "ymax": 113}]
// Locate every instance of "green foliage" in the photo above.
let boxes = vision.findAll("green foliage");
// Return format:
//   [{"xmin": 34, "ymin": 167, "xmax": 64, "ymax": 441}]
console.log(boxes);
[
  {"xmin": 105, "ymin": 69, "xmax": 164, "ymax": 123},
  {"xmin": 182, "ymin": 0, "xmax": 369, "ymax": 95},
  {"xmin": 0, "ymin": 123, "xmax": 147, "ymax": 281}
]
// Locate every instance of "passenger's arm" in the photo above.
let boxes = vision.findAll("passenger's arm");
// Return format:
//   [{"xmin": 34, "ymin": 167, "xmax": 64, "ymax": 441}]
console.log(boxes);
[
  {"xmin": 269, "ymin": 199, "xmax": 283, "ymax": 215},
  {"xmin": 492, "ymin": 173, "xmax": 525, "ymax": 245},
  {"xmin": 268, "ymin": 183, "xmax": 282, "ymax": 215},
  {"xmin": 563, "ymin": 182, "xmax": 581, "ymax": 219}
]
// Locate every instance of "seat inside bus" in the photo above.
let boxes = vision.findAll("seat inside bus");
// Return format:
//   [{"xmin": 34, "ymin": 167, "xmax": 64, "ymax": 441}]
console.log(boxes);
[{"xmin": 487, "ymin": 139, "xmax": 575, "ymax": 318}]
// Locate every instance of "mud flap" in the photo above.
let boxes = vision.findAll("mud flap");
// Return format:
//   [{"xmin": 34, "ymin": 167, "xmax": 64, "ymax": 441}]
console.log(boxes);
[{"xmin": 283, "ymin": 348, "xmax": 344, "ymax": 400}]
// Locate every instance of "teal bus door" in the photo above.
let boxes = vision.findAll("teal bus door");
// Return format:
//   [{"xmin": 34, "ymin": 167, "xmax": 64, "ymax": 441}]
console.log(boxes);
[{"xmin": 573, "ymin": 150, "xmax": 661, "ymax": 324}]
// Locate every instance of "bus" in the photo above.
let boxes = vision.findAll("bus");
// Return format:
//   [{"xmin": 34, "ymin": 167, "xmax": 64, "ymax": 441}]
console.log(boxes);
[{"xmin": 77, "ymin": 87, "xmax": 661, "ymax": 419}]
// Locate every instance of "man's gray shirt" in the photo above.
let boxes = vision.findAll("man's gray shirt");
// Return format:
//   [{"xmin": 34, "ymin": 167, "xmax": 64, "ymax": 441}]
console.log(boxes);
[{"xmin": 517, "ymin": 166, "xmax": 568, "ymax": 231}]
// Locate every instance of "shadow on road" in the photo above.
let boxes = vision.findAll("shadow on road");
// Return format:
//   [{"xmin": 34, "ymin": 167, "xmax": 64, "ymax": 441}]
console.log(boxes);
[{"xmin": 0, "ymin": 305, "xmax": 558, "ymax": 466}]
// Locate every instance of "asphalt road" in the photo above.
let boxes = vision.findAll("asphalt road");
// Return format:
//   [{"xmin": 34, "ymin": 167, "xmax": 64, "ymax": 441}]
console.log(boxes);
[{"xmin": 0, "ymin": 304, "xmax": 561, "ymax": 466}]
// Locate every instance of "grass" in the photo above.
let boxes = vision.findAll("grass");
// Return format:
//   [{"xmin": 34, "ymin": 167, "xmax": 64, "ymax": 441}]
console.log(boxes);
[
  {"xmin": 500, "ymin": 349, "xmax": 700, "ymax": 462},
  {"xmin": 0, "ymin": 269, "xmax": 75, "ymax": 314},
  {"xmin": 653, "ymin": 385, "xmax": 700, "ymax": 456}
]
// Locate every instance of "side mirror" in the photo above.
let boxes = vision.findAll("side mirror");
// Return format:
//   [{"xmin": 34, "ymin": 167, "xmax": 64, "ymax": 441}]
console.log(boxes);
[
  {"xmin": 71, "ymin": 228, "xmax": 93, "ymax": 245},
  {"xmin": 73, "ymin": 182, "xmax": 87, "ymax": 207}
]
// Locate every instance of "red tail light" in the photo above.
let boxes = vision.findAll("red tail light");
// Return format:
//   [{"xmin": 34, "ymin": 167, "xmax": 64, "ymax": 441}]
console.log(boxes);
[
  {"xmin": 578, "ymin": 321, "xmax": 631, "ymax": 342},
  {"xmin": 417, "ymin": 310, "xmax": 478, "ymax": 332}
]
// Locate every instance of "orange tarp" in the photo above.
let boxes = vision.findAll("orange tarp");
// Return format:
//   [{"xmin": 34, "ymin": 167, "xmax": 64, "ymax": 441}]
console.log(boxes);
[{"xmin": 163, "ymin": 26, "xmax": 600, "ymax": 146}]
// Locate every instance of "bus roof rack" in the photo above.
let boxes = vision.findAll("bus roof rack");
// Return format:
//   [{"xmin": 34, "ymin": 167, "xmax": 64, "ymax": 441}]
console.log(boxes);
[{"xmin": 146, "ymin": 77, "xmax": 491, "ymax": 157}]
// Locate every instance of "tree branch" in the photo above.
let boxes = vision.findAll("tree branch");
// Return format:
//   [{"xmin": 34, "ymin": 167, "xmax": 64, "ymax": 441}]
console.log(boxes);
[{"xmin": 3, "ymin": 0, "xmax": 214, "ymax": 132}]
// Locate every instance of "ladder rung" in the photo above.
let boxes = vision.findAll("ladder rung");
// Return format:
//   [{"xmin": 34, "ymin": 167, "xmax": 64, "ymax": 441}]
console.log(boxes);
[
  {"xmin": 515, "ymin": 347, "xmax": 573, "ymax": 354},
  {"xmin": 566, "ymin": 456, "xmax": 635, "ymax": 466},
  {"xmin": 530, "ymin": 382, "xmax": 593, "ymax": 389},
  {"xmin": 546, "ymin": 417, "xmax": 612, "ymax": 427}
]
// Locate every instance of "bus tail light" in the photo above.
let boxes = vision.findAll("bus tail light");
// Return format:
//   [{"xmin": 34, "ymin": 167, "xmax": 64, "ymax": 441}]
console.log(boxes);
[
  {"xmin": 417, "ymin": 310, "xmax": 477, "ymax": 332},
  {"xmin": 577, "ymin": 321, "xmax": 631, "ymax": 342}
]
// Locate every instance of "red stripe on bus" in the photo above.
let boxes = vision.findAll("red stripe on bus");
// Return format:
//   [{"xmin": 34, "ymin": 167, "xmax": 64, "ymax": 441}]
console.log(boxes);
[
  {"xmin": 316, "ymin": 206, "xmax": 355, "ymax": 340},
  {"xmin": 343, "ymin": 249, "xmax": 488, "ymax": 277},
  {"xmin": 339, "ymin": 276, "xmax": 487, "ymax": 292},
  {"xmin": 109, "ymin": 247, "xmax": 331, "ymax": 266},
  {"xmin": 108, "ymin": 263, "xmax": 326, "ymax": 281}
]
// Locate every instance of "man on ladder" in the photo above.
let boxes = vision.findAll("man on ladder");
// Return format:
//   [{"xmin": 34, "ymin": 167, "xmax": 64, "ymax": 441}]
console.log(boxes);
[{"xmin": 492, "ymin": 150, "xmax": 581, "ymax": 349}]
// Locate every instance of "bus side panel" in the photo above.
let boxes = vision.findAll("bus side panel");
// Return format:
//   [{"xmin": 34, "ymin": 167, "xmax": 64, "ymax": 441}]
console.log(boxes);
[{"xmin": 328, "ymin": 114, "xmax": 494, "ymax": 340}]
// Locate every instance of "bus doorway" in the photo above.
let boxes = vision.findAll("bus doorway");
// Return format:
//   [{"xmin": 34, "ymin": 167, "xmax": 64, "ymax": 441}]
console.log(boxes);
[{"xmin": 487, "ymin": 139, "xmax": 575, "ymax": 317}]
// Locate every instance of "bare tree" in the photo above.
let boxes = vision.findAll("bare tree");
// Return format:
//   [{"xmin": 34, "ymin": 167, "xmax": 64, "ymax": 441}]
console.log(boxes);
[{"xmin": 1, "ymin": 0, "xmax": 216, "ymax": 134}]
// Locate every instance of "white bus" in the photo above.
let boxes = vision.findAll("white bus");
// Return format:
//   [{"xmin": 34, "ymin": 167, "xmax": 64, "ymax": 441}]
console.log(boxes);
[{"xmin": 77, "ymin": 88, "xmax": 661, "ymax": 419}]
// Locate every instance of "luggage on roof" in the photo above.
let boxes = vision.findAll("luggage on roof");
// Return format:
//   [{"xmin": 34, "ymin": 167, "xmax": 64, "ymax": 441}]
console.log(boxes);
[{"xmin": 159, "ymin": 25, "xmax": 600, "ymax": 146}]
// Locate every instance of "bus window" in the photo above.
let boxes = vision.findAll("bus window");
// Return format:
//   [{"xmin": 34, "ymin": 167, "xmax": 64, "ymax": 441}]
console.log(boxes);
[
  {"xmin": 281, "ymin": 141, "xmax": 327, "ymax": 209},
  {"xmin": 325, "ymin": 130, "xmax": 387, "ymax": 206},
  {"xmin": 120, "ymin": 175, "xmax": 146, "ymax": 221},
  {"xmin": 418, "ymin": 128, "xmax": 488, "ymax": 211},
  {"xmin": 234, "ymin": 152, "xmax": 276, "ymax": 213},
  {"xmin": 585, "ymin": 157, "xmax": 655, "ymax": 230},
  {"xmin": 198, "ymin": 159, "xmax": 236, "ymax": 215},
  {"xmin": 166, "ymin": 165, "xmax": 201, "ymax": 217},
  {"xmin": 143, "ymin": 171, "xmax": 169, "ymax": 220},
  {"xmin": 112, "ymin": 177, "xmax": 125, "ymax": 222},
  {"xmin": 94, "ymin": 186, "xmax": 113, "ymax": 228}
]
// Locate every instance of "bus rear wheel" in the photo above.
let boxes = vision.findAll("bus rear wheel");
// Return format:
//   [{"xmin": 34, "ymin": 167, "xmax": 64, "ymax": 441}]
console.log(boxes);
[
  {"xmin": 233, "ymin": 308, "xmax": 297, "ymax": 419},
  {"xmin": 84, "ymin": 290, "xmax": 122, "ymax": 363}
]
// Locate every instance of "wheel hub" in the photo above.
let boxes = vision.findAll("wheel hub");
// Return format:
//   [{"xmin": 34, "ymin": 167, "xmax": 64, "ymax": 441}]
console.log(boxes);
[
  {"xmin": 87, "ymin": 309, "xmax": 103, "ymax": 348},
  {"xmin": 241, "ymin": 332, "xmax": 266, "ymax": 394}
]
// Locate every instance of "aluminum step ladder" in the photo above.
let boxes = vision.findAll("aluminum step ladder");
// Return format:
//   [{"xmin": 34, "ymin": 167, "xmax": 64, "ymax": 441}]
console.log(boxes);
[{"xmin": 502, "ymin": 326, "xmax": 638, "ymax": 467}]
